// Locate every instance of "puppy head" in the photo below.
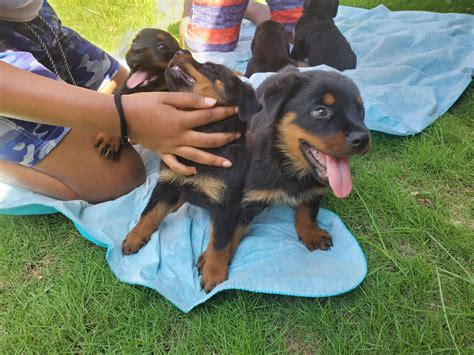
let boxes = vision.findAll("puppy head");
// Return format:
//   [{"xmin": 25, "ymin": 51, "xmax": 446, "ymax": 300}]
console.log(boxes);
[
  {"xmin": 251, "ymin": 20, "xmax": 289, "ymax": 54},
  {"xmin": 262, "ymin": 70, "xmax": 370, "ymax": 197},
  {"xmin": 125, "ymin": 28, "xmax": 181, "ymax": 90},
  {"xmin": 304, "ymin": 0, "xmax": 339, "ymax": 18},
  {"xmin": 165, "ymin": 51, "xmax": 261, "ymax": 121}
]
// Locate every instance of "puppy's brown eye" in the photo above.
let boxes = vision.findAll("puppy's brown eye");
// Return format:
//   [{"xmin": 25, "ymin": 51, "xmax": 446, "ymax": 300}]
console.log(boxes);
[
  {"xmin": 311, "ymin": 106, "xmax": 329, "ymax": 119},
  {"xmin": 157, "ymin": 43, "xmax": 167, "ymax": 50}
]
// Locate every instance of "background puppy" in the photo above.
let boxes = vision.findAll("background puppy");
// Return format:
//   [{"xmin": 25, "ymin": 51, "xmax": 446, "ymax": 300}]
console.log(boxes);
[
  {"xmin": 94, "ymin": 28, "xmax": 180, "ymax": 159},
  {"xmin": 291, "ymin": 0, "xmax": 357, "ymax": 70},
  {"xmin": 245, "ymin": 20, "xmax": 295, "ymax": 77},
  {"xmin": 122, "ymin": 28, "xmax": 181, "ymax": 93}
]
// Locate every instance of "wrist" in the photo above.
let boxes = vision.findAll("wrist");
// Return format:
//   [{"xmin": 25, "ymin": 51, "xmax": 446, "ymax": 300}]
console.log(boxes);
[
  {"xmin": 113, "ymin": 92, "xmax": 129, "ymax": 145},
  {"xmin": 119, "ymin": 93, "xmax": 146, "ymax": 144}
]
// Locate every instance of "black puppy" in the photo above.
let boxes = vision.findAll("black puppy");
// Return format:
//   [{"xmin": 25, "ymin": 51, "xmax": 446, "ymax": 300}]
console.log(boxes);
[
  {"xmin": 94, "ymin": 28, "xmax": 181, "ymax": 159},
  {"xmin": 122, "ymin": 52, "xmax": 262, "ymax": 292},
  {"xmin": 122, "ymin": 28, "xmax": 181, "ymax": 93},
  {"xmin": 123, "ymin": 52, "xmax": 370, "ymax": 293},
  {"xmin": 291, "ymin": 0, "xmax": 356, "ymax": 70},
  {"xmin": 245, "ymin": 20, "xmax": 295, "ymax": 77}
]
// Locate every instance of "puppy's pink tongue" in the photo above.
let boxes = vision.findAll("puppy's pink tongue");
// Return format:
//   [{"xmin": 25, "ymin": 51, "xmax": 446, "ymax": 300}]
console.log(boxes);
[
  {"xmin": 126, "ymin": 70, "xmax": 149, "ymax": 89},
  {"xmin": 325, "ymin": 155, "xmax": 353, "ymax": 198}
]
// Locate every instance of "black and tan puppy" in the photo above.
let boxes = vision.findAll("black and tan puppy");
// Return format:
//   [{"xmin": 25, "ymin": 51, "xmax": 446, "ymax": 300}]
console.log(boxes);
[
  {"xmin": 122, "ymin": 54, "xmax": 370, "ymax": 293},
  {"xmin": 245, "ymin": 20, "xmax": 295, "ymax": 77},
  {"xmin": 95, "ymin": 28, "xmax": 181, "ymax": 159},
  {"xmin": 291, "ymin": 0, "xmax": 356, "ymax": 71},
  {"xmin": 122, "ymin": 52, "xmax": 262, "ymax": 292}
]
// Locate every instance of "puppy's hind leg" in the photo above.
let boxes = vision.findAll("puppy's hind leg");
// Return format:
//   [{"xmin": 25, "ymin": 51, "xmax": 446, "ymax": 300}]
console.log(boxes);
[{"xmin": 122, "ymin": 182, "xmax": 183, "ymax": 255}]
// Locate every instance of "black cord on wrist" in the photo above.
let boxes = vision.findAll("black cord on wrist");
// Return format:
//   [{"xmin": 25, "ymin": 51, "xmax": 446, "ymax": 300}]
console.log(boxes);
[{"xmin": 113, "ymin": 92, "xmax": 129, "ymax": 145}]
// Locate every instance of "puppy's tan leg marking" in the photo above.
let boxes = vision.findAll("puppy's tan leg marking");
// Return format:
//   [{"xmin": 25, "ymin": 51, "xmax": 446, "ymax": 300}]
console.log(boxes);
[
  {"xmin": 198, "ymin": 223, "xmax": 248, "ymax": 293},
  {"xmin": 122, "ymin": 197, "xmax": 185, "ymax": 255},
  {"xmin": 295, "ymin": 203, "xmax": 333, "ymax": 251}
]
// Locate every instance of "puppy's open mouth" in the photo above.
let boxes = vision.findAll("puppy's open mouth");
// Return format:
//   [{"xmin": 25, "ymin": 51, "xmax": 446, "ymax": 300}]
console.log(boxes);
[
  {"xmin": 168, "ymin": 65, "xmax": 196, "ymax": 86},
  {"xmin": 126, "ymin": 67, "xmax": 159, "ymax": 89},
  {"xmin": 300, "ymin": 140, "xmax": 353, "ymax": 198}
]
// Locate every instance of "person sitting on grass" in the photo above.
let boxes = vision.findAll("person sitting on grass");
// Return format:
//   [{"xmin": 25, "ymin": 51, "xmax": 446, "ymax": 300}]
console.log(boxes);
[{"xmin": 0, "ymin": 0, "xmax": 240, "ymax": 204}]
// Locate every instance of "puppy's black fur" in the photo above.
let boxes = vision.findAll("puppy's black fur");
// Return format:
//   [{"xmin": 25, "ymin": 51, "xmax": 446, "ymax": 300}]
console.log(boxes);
[
  {"xmin": 122, "ymin": 53, "xmax": 370, "ymax": 293},
  {"xmin": 245, "ymin": 20, "xmax": 295, "ymax": 77},
  {"xmin": 94, "ymin": 28, "xmax": 181, "ymax": 159},
  {"xmin": 122, "ymin": 52, "xmax": 262, "ymax": 292},
  {"xmin": 291, "ymin": 0, "xmax": 356, "ymax": 70}
]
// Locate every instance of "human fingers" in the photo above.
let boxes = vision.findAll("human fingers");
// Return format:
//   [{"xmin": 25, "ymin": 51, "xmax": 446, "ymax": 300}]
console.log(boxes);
[
  {"xmin": 182, "ymin": 105, "xmax": 238, "ymax": 129},
  {"xmin": 184, "ymin": 130, "xmax": 242, "ymax": 148},
  {"xmin": 161, "ymin": 154, "xmax": 197, "ymax": 176},
  {"xmin": 175, "ymin": 146, "xmax": 232, "ymax": 168},
  {"xmin": 158, "ymin": 92, "xmax": 218, "ymax": 109}
]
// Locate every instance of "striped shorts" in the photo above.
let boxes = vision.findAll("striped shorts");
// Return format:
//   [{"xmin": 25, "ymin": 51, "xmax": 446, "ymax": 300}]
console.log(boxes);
[{"xmin": 186, "ymin": 0, "xmax": 304, "ymax": 52}]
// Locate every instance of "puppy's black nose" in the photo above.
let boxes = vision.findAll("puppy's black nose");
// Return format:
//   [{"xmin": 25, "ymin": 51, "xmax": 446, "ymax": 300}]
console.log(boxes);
[
  {"xmin": 175, "ymin": 50, "xmax": 185, "ymax": 57},
  {"xmin": 346, "ymin": 131, "xmax": 370, "ymax": 151}
]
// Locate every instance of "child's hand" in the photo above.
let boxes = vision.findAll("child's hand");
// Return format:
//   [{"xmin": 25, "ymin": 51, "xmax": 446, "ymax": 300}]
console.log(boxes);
[{"xmin": 123, "ymin": 92, "xmax": 240, "ymax": 175}]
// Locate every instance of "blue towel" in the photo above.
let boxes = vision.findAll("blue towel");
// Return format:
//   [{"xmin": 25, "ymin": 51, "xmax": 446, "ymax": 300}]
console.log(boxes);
[
  {"xmin": 2, "ymin": 5, "xmax": 473, "ymax": 312},
  {"xmin": 0, "ymin": 150, "xmax": 366, "ymax": 312},
  {"xmin": 193, "ymin": 5, "xmax": 474, "ymax": 135}
]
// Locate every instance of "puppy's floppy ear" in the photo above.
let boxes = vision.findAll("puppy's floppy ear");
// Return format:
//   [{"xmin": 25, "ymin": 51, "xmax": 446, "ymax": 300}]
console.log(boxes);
[
  {"xmin": 262, "ymin": 75, "xmax": 301, "ymax": 123},
  {"xmin": 236, "ymin": 79, "xmax": 262, "ymax": 121}
]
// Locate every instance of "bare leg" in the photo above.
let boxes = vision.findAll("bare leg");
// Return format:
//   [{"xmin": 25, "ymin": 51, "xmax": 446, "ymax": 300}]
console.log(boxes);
[
  {"xmin": 179, "ymin": 0, "xmax": 193, "ymax": 48},
  {"xmin": 0, "ymin": 129, "xmax": 146, "ymax": 204},
  {"xmin": 245, "ymin": 0, "xmax": 271, "ymax": 26},
  {"xmin": 0, "ymin": 160, "xmax": 79, "ymax": 200}
]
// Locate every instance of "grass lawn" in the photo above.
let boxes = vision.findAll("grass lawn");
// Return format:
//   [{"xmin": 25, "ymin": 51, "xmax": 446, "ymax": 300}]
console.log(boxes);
[{"xmin": 1, "ymin": 0, "xmax": 473, "ymax": 352}]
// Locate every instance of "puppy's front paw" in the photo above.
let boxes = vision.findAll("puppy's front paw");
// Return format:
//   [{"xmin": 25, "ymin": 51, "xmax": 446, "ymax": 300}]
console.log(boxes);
[
  {"xmin": 94, "ymin": 133, "xmax": 122, "ymax": 160},
  {"xmin": 122, "ymin": 231, "xmax": 151, "ymax": 255},
  {"xmin": 299, "ymin": 228, "xmax": 333, "ymax": 251},
  {"xmin": 197, "ymin": 251, "xmax": 228, "ymax": 293}
]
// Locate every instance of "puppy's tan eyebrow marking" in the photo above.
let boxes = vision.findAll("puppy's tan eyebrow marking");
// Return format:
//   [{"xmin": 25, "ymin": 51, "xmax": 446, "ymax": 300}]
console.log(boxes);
[
  {"xmin": 322, "ymin": 93, "xmax": 336, "ymax": 106},
  {"xmin": 356, "ymin": 96, "xmax": 363, "ymax": 105}
]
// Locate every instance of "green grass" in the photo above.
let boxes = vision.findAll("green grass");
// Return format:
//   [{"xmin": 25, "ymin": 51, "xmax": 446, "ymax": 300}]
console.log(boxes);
[{"xmin": 1, "ymin": 0, "xmax": 473, "ymax": 352}]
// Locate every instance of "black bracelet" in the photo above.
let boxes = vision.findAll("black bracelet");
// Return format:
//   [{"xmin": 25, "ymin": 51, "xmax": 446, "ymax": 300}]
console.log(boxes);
[{"xmin": 113, "ymin": 92, "xmax": 129, "ymax": 145}]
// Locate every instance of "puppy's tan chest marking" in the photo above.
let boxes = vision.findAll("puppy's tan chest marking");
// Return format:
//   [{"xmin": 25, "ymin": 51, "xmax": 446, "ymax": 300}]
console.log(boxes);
[
  {"xmin": 159, "ymin": 168, "xmax": 226, "ymax": 204},
  {"xmin": 242, "ymin": 187, "xmax": 325, "ymax": 206}
]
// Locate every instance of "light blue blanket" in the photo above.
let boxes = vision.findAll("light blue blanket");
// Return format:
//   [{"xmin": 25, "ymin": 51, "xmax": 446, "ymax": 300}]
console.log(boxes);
[
  {"xmin": 0, "ymin": 150, "xmax": 366, "ymax": 312},
  {"xmin": 1, "ymin": 5, "xmax": 473, "ymax": 312}
]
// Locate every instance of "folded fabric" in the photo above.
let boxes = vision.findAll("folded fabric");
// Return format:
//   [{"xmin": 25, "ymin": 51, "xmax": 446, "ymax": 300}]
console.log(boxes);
[{"xmin": 192, "ymin": 5, "xmax": 474, "ymax": 135}]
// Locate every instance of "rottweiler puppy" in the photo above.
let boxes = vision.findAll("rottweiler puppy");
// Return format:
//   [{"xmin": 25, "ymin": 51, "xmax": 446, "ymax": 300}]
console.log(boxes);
[
  {"xmin": 291, "ymin": 0, "xmax": 356, "ymax": 71},
  {"xmin": 245, "ymin": 20, "xmax": 295, "ymax": 77},
  {"xmin": 122, "ymin": 51, "xmax": 262, "ymax": 292},
  {"xmin": 122, "ymin": 54, "xmax": 370, "ymax": 293},
  {"xmin": 94, "ymin": 28, "xmax": 181, "ymax": 159}
]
